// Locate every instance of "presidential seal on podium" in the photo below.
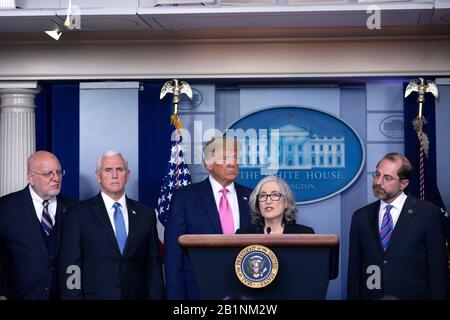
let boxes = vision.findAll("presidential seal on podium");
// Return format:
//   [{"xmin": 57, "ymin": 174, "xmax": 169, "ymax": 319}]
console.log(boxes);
[{"xmin": 235, "ymin": 245, "xmax": 279, "ymax": 288}]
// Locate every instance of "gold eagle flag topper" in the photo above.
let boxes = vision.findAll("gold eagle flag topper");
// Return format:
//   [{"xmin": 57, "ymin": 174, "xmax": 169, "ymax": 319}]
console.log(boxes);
[
  {"xmin": 404, "ymin": 78, "xmax": 439, "ymax": 200},
  {"xmin": 160, "ymin": 79, "xmax": 193, "ymax": 129}
]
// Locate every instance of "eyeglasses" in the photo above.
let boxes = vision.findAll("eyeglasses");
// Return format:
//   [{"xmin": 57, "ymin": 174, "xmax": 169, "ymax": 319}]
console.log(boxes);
[
  {"xmin": 257, "ymin": 192, "xmax": 282, "ymax": 202},
  {"xmin": 30, "ymin": 169, "xmax": 65, "ymax": 179},
  {"xmin": 372, "ymin": 171, "xmax": 401, "ymax": 183}
]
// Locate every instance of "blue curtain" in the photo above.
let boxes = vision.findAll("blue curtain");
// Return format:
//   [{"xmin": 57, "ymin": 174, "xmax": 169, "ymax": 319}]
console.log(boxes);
[
  {"xmin": 138, "ymin": 83, "xmax": 173, "ymax": 208},
  {"xmin": 403, "ymin": 79, "xmax": 446, "ymax": 211},
  {"xmin": 35, "ymin": 83, "xmax": 80, "ymax": 200}
]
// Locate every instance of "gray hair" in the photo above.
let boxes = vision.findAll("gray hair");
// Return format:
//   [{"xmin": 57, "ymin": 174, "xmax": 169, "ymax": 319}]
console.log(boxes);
[
  {"xmin": 27, "ymin": 150, "xmax": 59, "ymax": 171},
  {"xmin": 249, "ymin": 175, "xmax": 298, "ymax": 226},
  {"xmin": 95, "ymin": 150, "xmax": 128, "ymax": 172}
]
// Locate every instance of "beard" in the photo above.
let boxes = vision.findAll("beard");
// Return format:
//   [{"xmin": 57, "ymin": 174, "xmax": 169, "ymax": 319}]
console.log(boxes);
[{"xmin": 372, "ymin": 184, "xmax": 401, "ymax": 202}]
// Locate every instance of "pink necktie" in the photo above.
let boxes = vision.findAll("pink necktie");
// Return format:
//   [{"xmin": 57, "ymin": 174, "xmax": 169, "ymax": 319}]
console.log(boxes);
[{"xmin": 219, "ymin": 187, "xmax": 234, "ymax": 234}]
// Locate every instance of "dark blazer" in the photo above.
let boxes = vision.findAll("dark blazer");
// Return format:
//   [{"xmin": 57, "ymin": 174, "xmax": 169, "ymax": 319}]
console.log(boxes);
[
  {"xmin": 236, "ymin": 223, "xmax": 315, "ymax": 234},
  {"xmin": 0, "ymin": 186, "xmax": 75, "ymax": 299},
  {"xmin": 347, "ymin": 195, "xmax": 448, "ymax": 300},
  {"xmin": 58, "ymin": 193, "xmax": 164, "ymax": 300},
  {"xmin": 164, "ymin": 178, "xmax": 252, "ymax": 300}
]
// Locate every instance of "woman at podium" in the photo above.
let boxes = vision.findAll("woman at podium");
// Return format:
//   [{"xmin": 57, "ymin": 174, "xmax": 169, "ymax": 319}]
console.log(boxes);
[{"xmin": 236, "ymin": 176, "xmax": 314, "ymax": 235}]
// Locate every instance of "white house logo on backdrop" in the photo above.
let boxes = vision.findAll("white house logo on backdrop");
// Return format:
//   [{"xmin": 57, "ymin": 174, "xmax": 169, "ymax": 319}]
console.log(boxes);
[
  {"xmin": 179, "ymin": 87, "xmax": 203, "ymax": 111},
  {"xmin": 239, "ymin": 124, "xmax": 345, "ymax": 172},
  {"xmin": 227, "ymin": 106, "xmax": 365, "ymax": 204},
  {"xmin": 379, "ymin": 115, "xmax": 404, "ymax": 139}
]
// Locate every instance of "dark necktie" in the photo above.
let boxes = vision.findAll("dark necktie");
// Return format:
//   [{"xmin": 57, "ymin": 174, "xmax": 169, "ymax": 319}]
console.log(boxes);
[
  {"xmin": 380, "ymin": 204, "xmax": 394, "ymax": 251},
  {"xmin": 41, "ymin": 200, "xmax": 53, "ymax": 236}
]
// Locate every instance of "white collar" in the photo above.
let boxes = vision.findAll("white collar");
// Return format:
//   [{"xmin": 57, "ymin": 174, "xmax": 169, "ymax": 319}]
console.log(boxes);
[
  {"xmin": 380, "ymin": 191, "xmax": 407, "ymax": 211},
  {"xmin": 28, "ymin": 185, "xmax": 56, "ymax": 205},
  {"xmin": 209, "ymin": 175, "xmax": 235, "ymax": 195},
  {"xmin": 101, "ymin": 191, "xmax": 126, "ymax": 210}
]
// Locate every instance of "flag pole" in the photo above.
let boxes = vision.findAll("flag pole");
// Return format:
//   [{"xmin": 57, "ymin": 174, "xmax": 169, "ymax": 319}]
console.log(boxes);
[
  {"xmin": 404, "ymin": 78, "xmax": 439, "ymax": 200},
  {"xmin": 156, "ymin": 80, "xmax": 193, "ymax": 245}
]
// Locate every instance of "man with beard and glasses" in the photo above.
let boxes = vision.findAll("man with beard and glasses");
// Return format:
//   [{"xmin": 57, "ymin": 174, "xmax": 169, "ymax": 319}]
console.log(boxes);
[{"xmin": 348, "ymin": 152, "xmax": 448, "ymax": 300}]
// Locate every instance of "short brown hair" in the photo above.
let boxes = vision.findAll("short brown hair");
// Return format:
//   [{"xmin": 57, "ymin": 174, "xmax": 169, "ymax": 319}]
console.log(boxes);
[{"xmin": 376, "ymin": 152, "xmax": 412, "ymax": 180}]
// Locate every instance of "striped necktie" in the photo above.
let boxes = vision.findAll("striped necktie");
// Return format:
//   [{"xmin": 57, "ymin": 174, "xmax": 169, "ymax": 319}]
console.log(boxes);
[
  {"xmin": 41, "ymin": 200, "xmax": 53, "ymax": 236},
  {"xmin": 380, "ymin": 204, "xmax": 394, "ymax": 251}
]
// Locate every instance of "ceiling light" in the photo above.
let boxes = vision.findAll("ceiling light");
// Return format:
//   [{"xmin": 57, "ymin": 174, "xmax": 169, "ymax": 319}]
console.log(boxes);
[{"xmin": 45, "ymin": 29, "xmax": 62, "ymax": 41}]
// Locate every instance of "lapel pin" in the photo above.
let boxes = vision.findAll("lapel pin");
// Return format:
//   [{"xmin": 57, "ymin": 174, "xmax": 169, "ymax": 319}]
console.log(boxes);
[
  {"xmin": 243, "ymin": 197, "xmax": 248, "ymax": 201},
  {"xmin": 408, "ymin": 209, "xmax": 413, "ymax": 214},
  {"xmin": 132, "ymin": 210, "xmax": 136, "ymax": 215}
]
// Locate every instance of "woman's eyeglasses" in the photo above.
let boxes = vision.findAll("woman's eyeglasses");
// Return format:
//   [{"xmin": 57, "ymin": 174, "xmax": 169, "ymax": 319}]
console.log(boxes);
[{"xmin": 257, "ymin": 192, "xmax": 282, "ymax": 202}]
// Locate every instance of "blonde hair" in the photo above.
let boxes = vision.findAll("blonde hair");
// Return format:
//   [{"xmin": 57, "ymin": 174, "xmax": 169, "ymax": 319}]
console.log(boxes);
[{"xmin": 203, "ymin": 136, "xmax": 239, "ymax": 166}]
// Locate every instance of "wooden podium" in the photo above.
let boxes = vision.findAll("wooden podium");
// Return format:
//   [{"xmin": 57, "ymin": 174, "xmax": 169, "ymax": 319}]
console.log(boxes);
[{"xmin": 179, "ymin": 234, "xmax": 339, "ymax": 300}]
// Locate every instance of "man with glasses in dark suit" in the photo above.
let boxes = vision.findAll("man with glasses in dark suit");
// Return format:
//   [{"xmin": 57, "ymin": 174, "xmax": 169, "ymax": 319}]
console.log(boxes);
[
  {"xmin": 348, "ymin": 152, "xmax": 448, "ymax": 300},
  {"xmin": 0, "ymin": 151, "xmax": 75, "ymax": 299}
]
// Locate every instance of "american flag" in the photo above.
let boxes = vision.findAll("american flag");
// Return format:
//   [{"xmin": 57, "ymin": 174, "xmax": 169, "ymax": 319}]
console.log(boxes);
[{"xmin": 155, "ymin": 123, "xmax": 191, "ymax": 243}]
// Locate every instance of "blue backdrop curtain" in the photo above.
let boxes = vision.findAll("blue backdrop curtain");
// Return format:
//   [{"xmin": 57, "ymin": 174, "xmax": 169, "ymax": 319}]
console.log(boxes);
[
  {"xmin": 35, "ymin": 81, "xmax": 171, "ymax": 209},
  {"xmin": 138, "ymin": 82, "xmax": 173, "ymax": 208},
  {"xmin": 403, "ymin": 79, "xmax": 446, "ymax": 210},
  {"xmin": 35, "ymin": 83, "xmax": 79, "ymax": 200},
  {"xmin": 403, "ymin": 79, "xmax": 449, "ymax": 243}
]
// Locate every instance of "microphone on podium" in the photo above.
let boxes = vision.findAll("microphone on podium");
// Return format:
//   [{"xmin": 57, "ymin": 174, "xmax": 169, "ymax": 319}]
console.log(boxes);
[{"xmin": 266, "ymin": 227, "xmax": 271, "ymax": 234}]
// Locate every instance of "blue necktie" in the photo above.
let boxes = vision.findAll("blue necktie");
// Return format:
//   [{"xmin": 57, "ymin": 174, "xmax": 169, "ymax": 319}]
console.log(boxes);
[
  {"xmin": 41, "ymin": 200, "xmax": 53, "ymax": 236},
  {"xmin": 113, "ymin": 202, "xmax": 127, "ymax": 254},
  {"xmin": 380, "ymin": 204, "xmax": 394, "ymax": 251}
]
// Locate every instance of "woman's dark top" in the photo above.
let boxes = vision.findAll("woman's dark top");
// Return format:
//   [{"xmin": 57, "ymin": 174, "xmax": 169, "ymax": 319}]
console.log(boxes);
[{"xmin": 236, "ymin": 223, "xmax": 315, "ymax": 234}]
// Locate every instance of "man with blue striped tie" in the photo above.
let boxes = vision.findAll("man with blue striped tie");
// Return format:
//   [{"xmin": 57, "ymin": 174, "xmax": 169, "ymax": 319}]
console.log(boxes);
[
  {"xmin": 348, "ymin": 152, "xmax": 448, "ymax": 300},
  {"xmin": 58, "ymin": 150, "xmax": 164, "ymax": 300},
  {"xmin": 0, "ymin": 151, "xmax": 76, "ymax": 299}
]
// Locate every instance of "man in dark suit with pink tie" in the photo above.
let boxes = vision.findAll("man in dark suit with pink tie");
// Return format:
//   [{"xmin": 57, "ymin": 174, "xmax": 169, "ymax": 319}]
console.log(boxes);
[{"xmin": 164, "ymin": 137, "xmax": 252, "ymax": 300}]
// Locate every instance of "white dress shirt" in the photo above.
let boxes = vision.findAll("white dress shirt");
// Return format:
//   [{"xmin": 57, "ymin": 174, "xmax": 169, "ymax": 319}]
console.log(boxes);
[
  {"xmin": 209, "ymin": 175, "xmax": 240, "ymax": 232},
  {"xmin": 101, "ymin": 192, "xmax": 129, "ymax": 235},
  {"xmin": 378, "ymin": 191, "xmax": 408, "ymax": 230},
  {"xmin": 29, "ymin": 185, "xmax": 57, "ymax": 225}
]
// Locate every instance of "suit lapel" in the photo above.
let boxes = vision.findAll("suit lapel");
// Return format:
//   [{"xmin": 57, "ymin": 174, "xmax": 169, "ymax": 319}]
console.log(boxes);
[
  {"xmin": 235, "ymin": 184, "xmax": 250, "ymax": 227},
  {"xmin": 122, "ymin": 197, "xmax": 138, "ymax": 256},
  {"xmin": 367, "ymin": 200, "xmax": 384, "ymax": 252},
  {"xmin": 54, "ymin": 195, "xmax": 68, "ymax": 254},
  {"xmin": 92, "ymin": 193, "xmax": 121, "ymax": 255},
  {"xmin": 199, "ymin": 179, "xmax": 223, "ymax": 233},
  {"xmin": 19, "ymin": 187, "xmax": 48, "ymax": 255},
  {"xmin": 387, "ymin": 195, "xmax": 417, "ymax": 250}
]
